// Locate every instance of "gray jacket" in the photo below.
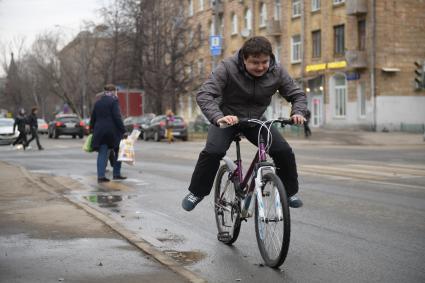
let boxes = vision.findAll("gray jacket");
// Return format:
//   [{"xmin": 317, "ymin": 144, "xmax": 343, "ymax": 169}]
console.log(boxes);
[{"xmin": 197, "ymin": 51, "xmax": 307, "ymax": 125}]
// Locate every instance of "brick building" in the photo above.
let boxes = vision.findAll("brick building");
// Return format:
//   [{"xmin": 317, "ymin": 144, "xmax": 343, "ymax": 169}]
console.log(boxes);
[{"xmin": 182, "ymin": 0, "xmax": 425, "ymax": 131}]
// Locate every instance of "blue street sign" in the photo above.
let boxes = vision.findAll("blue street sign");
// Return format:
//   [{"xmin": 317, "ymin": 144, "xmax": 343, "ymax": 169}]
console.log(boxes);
[{"xmin": 210, "ymin": 35, "xmax": 222, "ymax": 56}]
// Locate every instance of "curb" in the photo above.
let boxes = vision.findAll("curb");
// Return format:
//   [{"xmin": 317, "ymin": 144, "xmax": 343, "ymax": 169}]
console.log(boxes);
[{"xmin": 18, "ymin": 165, "xmax": 207, "ymax": 283}]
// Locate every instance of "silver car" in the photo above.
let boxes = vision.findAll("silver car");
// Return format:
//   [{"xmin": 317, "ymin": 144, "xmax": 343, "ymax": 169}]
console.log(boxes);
[{"xmin": 0, "ymin": 118, "xmax": 19, "ymax": 145}]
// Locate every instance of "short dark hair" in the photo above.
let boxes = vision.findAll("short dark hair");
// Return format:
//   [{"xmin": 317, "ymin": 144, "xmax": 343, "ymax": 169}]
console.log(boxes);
[
  {"xmin": 241, "ymin": 36, "xmax": 272, "ymax": 59},
  {"xmin": 104, "ymin": 84, "xmax": 116, "ymax": 91},
  {"xmin": 31, "ymin": 107, "xmax": 38, "ymax": 113}
]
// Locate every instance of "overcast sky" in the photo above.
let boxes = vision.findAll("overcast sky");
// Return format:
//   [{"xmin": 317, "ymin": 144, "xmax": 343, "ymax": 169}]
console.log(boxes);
[{"xmin": 0, "ymin": 0, "xmax": 108, "ymax": 75}]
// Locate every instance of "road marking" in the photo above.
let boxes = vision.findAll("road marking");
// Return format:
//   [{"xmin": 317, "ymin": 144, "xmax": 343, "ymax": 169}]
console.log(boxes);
[{"xmin": 299, "ymin": 163, "xmax": 425, "ymax": 190}]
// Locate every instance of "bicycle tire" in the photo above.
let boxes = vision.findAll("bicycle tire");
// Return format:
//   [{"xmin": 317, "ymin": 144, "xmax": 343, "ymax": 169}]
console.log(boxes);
[
  {"xmin": 214, "ymin": 164, "xmax": 242, "ymax": 245},
  {"xmin": 254, "ymin": 172, "xmax": 290, "ymax": 268}
]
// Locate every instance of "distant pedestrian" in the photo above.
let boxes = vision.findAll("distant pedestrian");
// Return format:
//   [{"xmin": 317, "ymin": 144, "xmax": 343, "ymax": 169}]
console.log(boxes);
[
  {"xmin": 25, "ymin": 107, "xmax": 44, "ymax": 150},
  {"xmin": 12, "ymin": 108, "xmax": 28, "ymax": 150},
  {"xmin": 165, "ymin": 109, "xmax": 175, "ymax": 143},
  {"xmin": 304, "ymin": 109, "xmax": 312, "ymax": 138},
  {"xmin": 90, "ymin": 84, "xmax": 127, "ymax": 183}
]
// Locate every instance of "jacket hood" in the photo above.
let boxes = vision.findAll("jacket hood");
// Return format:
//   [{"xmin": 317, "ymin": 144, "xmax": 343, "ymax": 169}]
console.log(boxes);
[{"xmin": 235, "ymin": 49, "xmax": 277, "ymax": 79}]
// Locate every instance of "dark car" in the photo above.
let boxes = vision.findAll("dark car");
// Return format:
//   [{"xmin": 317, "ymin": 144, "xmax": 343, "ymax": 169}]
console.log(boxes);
[
  {"xmin": 193, "ymin": 114, "xmax": 210, "ymax": 132},
  {"xmin": 48, "ymin": 114, "xmax": 84, "ymax": 139},
  {"xmin": 144, "ymin": 115, "xmax": 188, "ymax": 142},
  {"xmin": 123, "ymin": 113, "xmax": 155, "ymax": 139}
]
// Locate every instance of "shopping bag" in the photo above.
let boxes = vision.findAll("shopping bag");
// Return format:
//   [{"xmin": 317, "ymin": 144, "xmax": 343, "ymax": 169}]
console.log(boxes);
[
  {"xmin": 117, "ymin": 138, "xmax": 135, "ymax": 165},
  {"xmin": 128, "ymin": 128, "xmax": 141, "ymax": 142},
  {"xmin": 82, "ymin": 134, "xmax": 93, "ymax": 153}
]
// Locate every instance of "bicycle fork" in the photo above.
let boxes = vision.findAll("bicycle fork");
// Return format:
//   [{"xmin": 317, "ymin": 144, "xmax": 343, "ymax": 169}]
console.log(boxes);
[{"xmin": 253, "ymin": 166, "xmax": 283, "ymax": 222}]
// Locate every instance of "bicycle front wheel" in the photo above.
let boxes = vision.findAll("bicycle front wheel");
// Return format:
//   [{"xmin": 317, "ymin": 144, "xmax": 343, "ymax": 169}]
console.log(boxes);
[
  {"xmin": 214, "ymin": 164, "xmax": 242, "ymax": 245},
  {"xmin": 255, "ymin": 172, "xmax": 290, "ymax": 268}
]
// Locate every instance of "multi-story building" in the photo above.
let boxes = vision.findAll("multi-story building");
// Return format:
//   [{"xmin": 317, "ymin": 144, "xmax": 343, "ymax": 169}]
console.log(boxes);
[{"xmin": 182, "ymin": 0, "xmax": 425, "ymax": 131}]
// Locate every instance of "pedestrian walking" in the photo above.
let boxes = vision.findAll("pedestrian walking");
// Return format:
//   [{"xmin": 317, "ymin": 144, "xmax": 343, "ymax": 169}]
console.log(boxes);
[
  {"xmin": 90, "ymin": 84, "xmax": 127, "ymax": 183},
  {"xmin": 182, "ymin": 36, "xmax": 308, "ymax": 211},
  {"xmin": 165, "ymin": 109, "xmax": 175, "ymax": 143},
  {"xmin": 304, "ymin": 109, "xmax": 312, "ymax": 138},
  {"xmin": 12, "ymin": 108, "xmax": 28, "ymax": 150},
  {"xmin": 25, "ymin": 107, "xmax": 44, "ymax": 150}
]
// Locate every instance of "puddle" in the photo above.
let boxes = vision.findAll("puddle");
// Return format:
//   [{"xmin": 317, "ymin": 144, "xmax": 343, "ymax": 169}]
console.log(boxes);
[
  {"xmin": 163, "ymin": 250, "xmax": 206, "ymax": 265},
  {"xmin": 84, "ymin": 195, "xmax": 123, "ymax": 208}
]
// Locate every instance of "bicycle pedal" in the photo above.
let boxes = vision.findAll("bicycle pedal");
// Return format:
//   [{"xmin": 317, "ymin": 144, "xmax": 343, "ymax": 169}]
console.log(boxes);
[{"xmin": 217, "ymin": 232, "xmax": 232, "ymax": 242}]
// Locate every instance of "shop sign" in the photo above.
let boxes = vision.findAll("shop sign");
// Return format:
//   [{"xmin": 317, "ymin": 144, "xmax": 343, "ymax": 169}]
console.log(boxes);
[
  {"xmin": 306, "ymin": 63, "xmax": 326, "ymax": 72},
  {"xmin": 346, "ymin": 71, "xmax": 360, "ymax": 81},
  {"xmin": 327, "ymin": 61, "xmax": 347, "ymax": 69}
]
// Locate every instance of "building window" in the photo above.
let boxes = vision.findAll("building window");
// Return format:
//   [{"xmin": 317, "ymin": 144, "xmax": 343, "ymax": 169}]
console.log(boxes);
[
  {"xmin": 198, "ymin": 59, "xmax": 204, "ymax": 78},
  {"xmin": 259, "ymin": 3, "xmax": 267, "ymax": 27},
  {"xmin": 334, "ymin": 24, "xmax": 345, "ymax": 56},
  {"xmin": 333, "ymin": 0, "xmax": 345, "ymax": 4},
  {"xmin": 358, "ymin": 20, "xmax": 366, "ymax": 50},
  {"xmin": 291, "ymin": 34, "xmax": 301, "ymax": 63},
  {"xmin": 188, "ymin": 0, "xmax": 194, "ymax": 16},
  {"xmin": 275, "ymin": 42, "xmax": 282, "ymax": 63},
  {"xmin": 209, "ymin": 20, "xmax": 214, "ymax": 36},
  {"xmin": 219, "ymin": 14, "xmax": 224, "ymax": 36},
  {"xmin": 292, "ymin": 0, "xmax": 301, "ymax": 18},
  {"xmin": 245, "ymin": 8, "xmax": 252, "ymax": 31},
  {"xmin": 312, "ymin": 0, "xmax": 320, "ymax": 11},
  {"xmin": 274, "ymin": 0, "xmax": 281, "ymax": 21},
  {"xmin": 231, "ymin": 13, "xmax": 238, "ymax": 35},
  {"xmin": 199, "ymin": 0, "xmax": 204, "ymax": 11},
  {"xmin": 312, "ymin": 30, "xmax": 321, "ymax": 58},
  {"xmin": 333, "ymin": 74, "xmax": 347, "ymax": 117}
]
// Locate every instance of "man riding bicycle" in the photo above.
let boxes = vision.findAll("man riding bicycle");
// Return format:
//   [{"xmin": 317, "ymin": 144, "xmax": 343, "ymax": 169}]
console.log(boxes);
[{"xmin": 182, "ymin": 36, "xmax": 307, "ymax": 211}]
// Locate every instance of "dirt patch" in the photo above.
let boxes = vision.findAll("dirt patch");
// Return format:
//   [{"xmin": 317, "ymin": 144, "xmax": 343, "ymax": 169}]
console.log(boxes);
[{"xmin": 163, "ymin": 250, "xmax": 206, "ymax": 265}]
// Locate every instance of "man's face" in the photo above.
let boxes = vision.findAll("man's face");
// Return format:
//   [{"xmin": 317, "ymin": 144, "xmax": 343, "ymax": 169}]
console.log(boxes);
[{"xmin": 243, "ymin": 54, "xmax": 270, "ymax": 77}]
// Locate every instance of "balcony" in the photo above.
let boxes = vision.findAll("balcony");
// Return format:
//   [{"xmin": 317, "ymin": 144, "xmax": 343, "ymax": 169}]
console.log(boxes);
[
  {"xmin": 346, "ymin": 0, "xmax": 368, "ymax": 15},
  {"xmin": 267, "ymin": 20, "xmax": 282, "ymax": 36},
  {"xmin": 345, "ymin": 50, "xmax": 368, "ymax": 69}
]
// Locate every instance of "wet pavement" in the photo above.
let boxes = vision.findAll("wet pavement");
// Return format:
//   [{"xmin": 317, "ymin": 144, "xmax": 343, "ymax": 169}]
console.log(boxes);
[
  {"xmin": 0, "ymin": 161, "xmax": 192, "ymax": 283},
  {"xmin": 1, "ymin": 132, "xmax": 424, "ymax": 282}
]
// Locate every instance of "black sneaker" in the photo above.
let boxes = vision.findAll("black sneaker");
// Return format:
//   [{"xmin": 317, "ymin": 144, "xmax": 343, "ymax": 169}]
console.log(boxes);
[
  {"xmin": 289, "ymin": 195, "xmax": 303, "ymax": 208},
  {"xmin": 98, "ymin": 177, "xmax": 110, "ymax": 183},
  {"xmin": 182, "ymin": 192, "xmax": 203, "ymax": 211},
  {"xmin": 113, "ymin": 175, "xmax": 127, "ymax": 180}
]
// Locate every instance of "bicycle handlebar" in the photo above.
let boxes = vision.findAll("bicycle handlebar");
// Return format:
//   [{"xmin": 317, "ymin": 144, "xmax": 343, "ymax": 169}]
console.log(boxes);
[{"xmin": 219, "ymin": 117, "xmax": 293, "ymax": 128}]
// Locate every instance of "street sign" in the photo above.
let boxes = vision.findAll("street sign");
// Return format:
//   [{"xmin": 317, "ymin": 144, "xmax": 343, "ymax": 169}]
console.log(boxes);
[{"xmin": 210, "ymin": 35, "xmax": 222, "ymax": 57}]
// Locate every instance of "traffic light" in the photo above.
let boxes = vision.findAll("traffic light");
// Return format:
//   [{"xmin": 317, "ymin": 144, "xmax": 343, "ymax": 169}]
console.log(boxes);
[{"xmin": 414, "ymin": 60, "xmax": 425, "ymax": 90}]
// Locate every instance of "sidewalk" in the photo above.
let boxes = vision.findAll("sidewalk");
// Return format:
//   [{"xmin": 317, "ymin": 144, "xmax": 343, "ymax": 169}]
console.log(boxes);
[
  {"xmin": 283, "ymin": 127, "xmax": 425, "ymax": 146},
  {"xmin": 0, "ymin": 161, "xmax": 196, "ymax": 283}
]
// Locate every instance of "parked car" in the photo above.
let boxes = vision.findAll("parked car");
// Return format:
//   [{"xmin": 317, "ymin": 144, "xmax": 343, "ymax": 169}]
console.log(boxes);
[
  {"xmin": 143, "ymin": 115, "xmax": 188, "ymax": 141},
  {"xmin": 193, "ymin": 114, "xmax": 210, "ymax": 132},
  {"xmin": 37, "ymin": 118, "xmax": 48, "ymax": 135},
  {"xmin": 48, "ymin": 114, "xmax": 84, "ymax": 139},
  {"xmin": 123, "ymin": 113, "xmax": 155, "ymax": 139},
  {"xmin": 82, "ymin": 118, "xmax": 91, "ymax": 135},
  {"xmin": 0, "ymin": 118, "xmax": 19, "ymax": 145}
]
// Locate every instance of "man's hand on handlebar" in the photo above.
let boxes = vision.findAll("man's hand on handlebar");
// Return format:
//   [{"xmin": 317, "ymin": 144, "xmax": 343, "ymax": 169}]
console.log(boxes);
[
  {"xmin": 217, "ymin": 115, "xmax": 239, "ymax": 127},
  {"xmin": 291, "ymin": 114, "xmax": 306, "ymax": 125}
]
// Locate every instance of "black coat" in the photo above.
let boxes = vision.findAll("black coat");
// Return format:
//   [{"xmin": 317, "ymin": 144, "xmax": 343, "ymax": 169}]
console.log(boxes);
[
  {"xmin": 89, "ymin": 94, "xmax": 125, "ymax": 150},
  {"xmin": 13, "ymin": 115, "xmax": 27, "ymax": 132},
  {"xmin": 27, "ymin": 113, "xmax": 38, "ymax": 129}
]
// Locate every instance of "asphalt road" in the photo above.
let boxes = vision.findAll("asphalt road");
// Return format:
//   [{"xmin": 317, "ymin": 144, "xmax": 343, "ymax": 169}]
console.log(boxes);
[{"xmin": 1, "ymin": 134, "xmax": 424, "ymax": 283}]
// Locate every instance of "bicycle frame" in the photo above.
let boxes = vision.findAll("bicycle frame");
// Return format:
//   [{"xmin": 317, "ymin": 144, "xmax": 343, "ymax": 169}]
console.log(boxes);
[{"xmin": 228, "ymin": 135, "xmax": 274, "ymax": 219}]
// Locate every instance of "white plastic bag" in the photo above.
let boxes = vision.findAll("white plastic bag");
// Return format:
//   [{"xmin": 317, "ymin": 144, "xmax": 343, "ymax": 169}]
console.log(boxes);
[{"xmin": 117, "ymin": 138, "xmax": 135, "ymax": 165}]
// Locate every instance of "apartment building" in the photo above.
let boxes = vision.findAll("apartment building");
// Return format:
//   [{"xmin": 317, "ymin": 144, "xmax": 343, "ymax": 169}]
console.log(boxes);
[{"xmin": 183, "ymin": 0, "xmax": 425, "ymax": 131}]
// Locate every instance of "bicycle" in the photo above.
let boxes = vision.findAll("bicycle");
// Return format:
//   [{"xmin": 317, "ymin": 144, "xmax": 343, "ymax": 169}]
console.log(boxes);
[{"xmin": 214, "ymin": 118, "xmax": 293, "ymax": 268}]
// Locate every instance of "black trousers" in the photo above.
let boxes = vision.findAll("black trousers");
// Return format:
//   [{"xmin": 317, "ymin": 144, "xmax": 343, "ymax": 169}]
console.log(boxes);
[
  {"xmin": 13, "ymin": 131, "xmax": 27, "ymax": 146},
  {"xmin": 26, "ymin": 128, "xmax": 42, "ymax": 149},
  {"xmin": 188, "ymin": 124, "xmax": 299, "ymax": 198}
]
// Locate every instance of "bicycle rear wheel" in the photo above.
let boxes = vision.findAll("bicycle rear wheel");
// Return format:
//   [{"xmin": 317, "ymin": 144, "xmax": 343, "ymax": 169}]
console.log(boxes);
[
  {"xmin": 255, "ymin": 172, "xmax": 290, "ymax": 268},
  {"xmin": 214, "ymin": 164, "xmax": 242, "ymax": 245}
]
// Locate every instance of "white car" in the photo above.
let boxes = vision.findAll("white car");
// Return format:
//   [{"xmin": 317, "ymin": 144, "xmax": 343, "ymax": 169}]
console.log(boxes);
[{"xmin": 0, "ymin": 118, "xmax": 19, "ymax": 145}]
